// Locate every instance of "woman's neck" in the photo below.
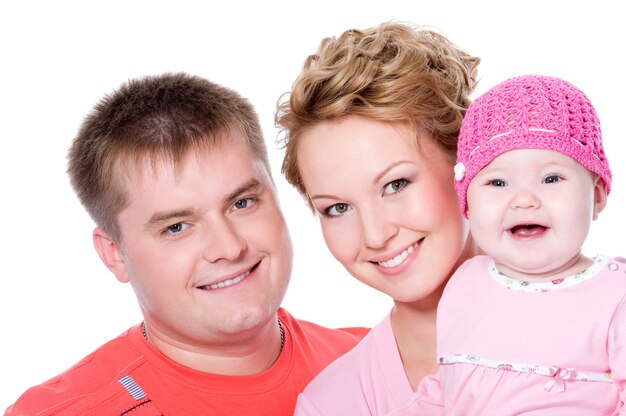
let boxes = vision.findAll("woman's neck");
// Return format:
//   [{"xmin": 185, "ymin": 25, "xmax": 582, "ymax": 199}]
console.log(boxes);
[
  {"xmin": 390, "ymin": 233, "xmax": 478, "ymax": 390},
  {"xmin": 390, "ymin": 283, "xmax": 442, "ymax": 390}
]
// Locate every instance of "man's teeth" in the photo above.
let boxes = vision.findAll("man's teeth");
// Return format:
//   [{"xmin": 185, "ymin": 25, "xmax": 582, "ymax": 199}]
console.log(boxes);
[
  {"xmin": 207, "ymin": 271, "xmax": 250, "ymax": 290},
  {"xmin": 378, "ymin": 243, "xmax": 416, "ymax": 268}
]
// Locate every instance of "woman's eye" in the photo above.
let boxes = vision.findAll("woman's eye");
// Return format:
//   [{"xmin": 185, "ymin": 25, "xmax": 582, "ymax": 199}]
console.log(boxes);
[
  {"xmin": 488, "ymin": 179, "xmax": 506, "ymax": 187},
  {"xmin": 383, "ymin": 179, "xmax": 408, "ymax": 195},
  {"xmin": 325, "ymin": 203, "xmax": 351, "ymax": 217},
  {"xmin": 543, "ymin": 175, "xmax": 561, "ymax": 184}
]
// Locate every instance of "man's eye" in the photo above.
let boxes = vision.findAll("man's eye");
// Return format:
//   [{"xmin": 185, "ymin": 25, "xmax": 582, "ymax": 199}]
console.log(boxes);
[
  {"xmin": 383, "ymin": 179, "xmax": 408, "ymax": 195},
  {"xmin": 165, "ymin": 222, "xmax": 187, "ymax": 235},
  {"xmin": 232, "ymin": 197, "xmax": 256, "ymax": 211}
]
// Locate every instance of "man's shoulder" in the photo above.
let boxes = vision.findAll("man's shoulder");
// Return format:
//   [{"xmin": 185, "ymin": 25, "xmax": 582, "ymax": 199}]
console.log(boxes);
[
  {"xmin": 278, "ymin": 308, "xmax": 370, "ymax": 375},
  {"xmin": 279, "ymin": 308, "xmax": 369, "ymax": 348},
  {"xmin": 5, "ymin": 326, "xmax": 144, "ymax": 416}
]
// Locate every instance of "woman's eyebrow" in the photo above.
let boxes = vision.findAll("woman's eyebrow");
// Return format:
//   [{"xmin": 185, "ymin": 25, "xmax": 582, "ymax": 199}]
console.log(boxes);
[{"xmin": 372, "ymin": 161, "xmax": 412, "ymax": 184}]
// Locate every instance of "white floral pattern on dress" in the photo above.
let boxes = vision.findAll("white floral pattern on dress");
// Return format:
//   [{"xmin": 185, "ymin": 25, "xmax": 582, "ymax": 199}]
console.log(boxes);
[
  {"xmin": 489, "ymin": 255, "xmax": 611, "ymax": 292},
  {"xmin": 438, "ymin": 354, "xmax": 612, "ymax": 384}
]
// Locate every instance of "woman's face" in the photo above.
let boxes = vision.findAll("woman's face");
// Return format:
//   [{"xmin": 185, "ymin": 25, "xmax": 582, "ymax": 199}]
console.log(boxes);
[{"xmin": 297, "ymin": 115, "xmax": 468, "ymax": 303}]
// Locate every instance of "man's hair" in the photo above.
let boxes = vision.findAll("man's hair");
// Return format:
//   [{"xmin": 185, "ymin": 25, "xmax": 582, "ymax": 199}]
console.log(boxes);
[
  {"xmin": 68, "ymin": 72, "xmax": 269, "ymax": 242},
  {"xmin": 275, "ymin": 21, "xmax": 480, "ymax": 206}
]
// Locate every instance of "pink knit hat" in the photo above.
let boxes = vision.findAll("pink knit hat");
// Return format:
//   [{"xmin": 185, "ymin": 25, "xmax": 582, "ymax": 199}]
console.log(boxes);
[{"xmin": 454, "ymin": 74, "xmax": 612, "ymax": 217}]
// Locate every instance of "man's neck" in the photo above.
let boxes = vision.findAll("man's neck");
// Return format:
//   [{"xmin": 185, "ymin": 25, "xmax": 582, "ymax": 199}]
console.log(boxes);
[{"xmin": 143, "ymin": 317, "xmax": 284, "ymax": 376}]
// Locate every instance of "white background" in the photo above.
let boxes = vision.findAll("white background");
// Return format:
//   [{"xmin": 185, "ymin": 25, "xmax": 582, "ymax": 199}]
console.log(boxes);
[{"xmin": 1, "ymin": 1, "xmax": 624, "ymax": 409}]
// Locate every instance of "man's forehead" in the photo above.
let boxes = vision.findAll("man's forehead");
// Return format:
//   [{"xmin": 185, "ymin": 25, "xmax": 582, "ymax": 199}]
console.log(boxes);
[{"xmin": 116, "ymin": 143, "xmax": 273, "ymax": 197}]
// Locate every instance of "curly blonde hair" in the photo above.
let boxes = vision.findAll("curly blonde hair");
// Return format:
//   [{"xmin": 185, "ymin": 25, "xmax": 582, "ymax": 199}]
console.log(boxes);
[{"xmin": 276, "ymin": 21, "xmax": 480, "ymax": 205}]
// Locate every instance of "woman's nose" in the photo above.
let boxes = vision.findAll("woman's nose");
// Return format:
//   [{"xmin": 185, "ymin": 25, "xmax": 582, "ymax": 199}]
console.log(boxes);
[{"xmin": 360, "ymin": 204, "xmax": 399, "ymax": 249}]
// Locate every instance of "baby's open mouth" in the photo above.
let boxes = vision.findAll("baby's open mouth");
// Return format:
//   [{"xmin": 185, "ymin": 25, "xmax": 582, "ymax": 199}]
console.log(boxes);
[{"xmin": 509, "ymin": 224, "xmax": 547, "ymax": 238}]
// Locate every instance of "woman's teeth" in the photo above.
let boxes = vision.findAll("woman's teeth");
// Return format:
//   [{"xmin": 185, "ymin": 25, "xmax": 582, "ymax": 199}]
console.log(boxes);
[{"xmin": 378, "ymin": 242, "xmax": 417, "ymax": 268}]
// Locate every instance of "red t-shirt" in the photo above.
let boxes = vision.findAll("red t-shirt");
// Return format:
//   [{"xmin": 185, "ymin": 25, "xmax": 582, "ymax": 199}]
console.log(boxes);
[{"xmin": 5, "ymin": 308, "xmax": 368, "ymax": 415}]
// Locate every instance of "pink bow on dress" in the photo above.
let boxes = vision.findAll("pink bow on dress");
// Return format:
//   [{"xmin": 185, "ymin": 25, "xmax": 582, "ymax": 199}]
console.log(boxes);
[{"xmin": 544, "ymin": 367, "xmax": 575, "ymax": 392}]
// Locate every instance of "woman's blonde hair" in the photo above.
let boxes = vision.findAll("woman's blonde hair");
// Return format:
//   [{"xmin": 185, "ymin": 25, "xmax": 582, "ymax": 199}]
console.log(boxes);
[{"xmin": 276, "ymin": 21, "xmax": 480, "ymax": 205}]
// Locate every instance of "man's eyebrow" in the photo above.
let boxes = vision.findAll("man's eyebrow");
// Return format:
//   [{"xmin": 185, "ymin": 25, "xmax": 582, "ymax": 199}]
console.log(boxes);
[
  {"xmin": 225, "ymin": 178, "xmax": 263, "ymax": 203},
  {"xmin": 145, "ymin": 208, "xmax": 194, "ymax": 230},
  {"xmin": 143, "ymin": 179, "xmax": 264, "ymax": 231}
]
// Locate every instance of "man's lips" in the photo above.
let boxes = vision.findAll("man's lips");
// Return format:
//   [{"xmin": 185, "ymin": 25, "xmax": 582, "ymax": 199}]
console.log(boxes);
[{"xmin": 197, "ymin": 262, "xmax": 260, "ymax": 290}]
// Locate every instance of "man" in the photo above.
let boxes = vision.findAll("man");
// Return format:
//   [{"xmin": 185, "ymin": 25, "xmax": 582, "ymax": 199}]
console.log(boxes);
[{"xmin": 5, "ymin": 73, "xmax": 367, "ymax": 415}]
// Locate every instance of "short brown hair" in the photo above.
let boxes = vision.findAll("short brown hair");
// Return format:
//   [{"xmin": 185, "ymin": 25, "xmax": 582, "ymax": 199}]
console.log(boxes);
[
  {"xmin": 68, "ymin": 72, "xmax": 269, "ymax": 242},
  {"xmin": 276, "ymin": 21, "xmax": 480, "ymax": 205}
]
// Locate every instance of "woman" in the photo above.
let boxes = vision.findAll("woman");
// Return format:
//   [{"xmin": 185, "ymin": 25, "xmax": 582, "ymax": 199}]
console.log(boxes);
[{"xmin": 275, "ymin": 22, "xmax": 480, "ymax": 414}]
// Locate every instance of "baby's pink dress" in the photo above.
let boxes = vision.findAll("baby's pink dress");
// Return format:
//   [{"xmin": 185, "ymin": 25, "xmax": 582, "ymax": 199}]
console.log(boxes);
[{"xmin": 392, "ymin": 255, "xmax": 625, "ymax": 415}]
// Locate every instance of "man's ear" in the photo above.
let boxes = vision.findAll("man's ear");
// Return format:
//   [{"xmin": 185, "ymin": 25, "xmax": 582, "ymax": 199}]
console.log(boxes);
[
  {"xmin": 592, "ymin": 176, "xmax": 608, "ymax": 220},
  {"xmin": 93, "ymin": 227, "xmax": 130, "ymax": 283}
]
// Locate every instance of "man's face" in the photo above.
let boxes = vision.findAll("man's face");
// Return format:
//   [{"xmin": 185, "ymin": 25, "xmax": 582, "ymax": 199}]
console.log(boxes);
[{"xmin": 99, "ymin": 136, "xmax": 292, "ymax": 347}]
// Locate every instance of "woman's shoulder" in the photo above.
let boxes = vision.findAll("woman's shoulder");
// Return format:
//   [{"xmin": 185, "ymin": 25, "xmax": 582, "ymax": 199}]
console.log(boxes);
[
  {"xmin": 309, "ymin": 316, "xmax": 390, "ymax": 379},
  {"xmin": 298, "ymin": 312, "xmax": 413, "ymax": 414}
]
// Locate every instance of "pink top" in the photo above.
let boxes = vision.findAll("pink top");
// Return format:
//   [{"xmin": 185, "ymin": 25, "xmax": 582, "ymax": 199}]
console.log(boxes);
[
  {"xmin": 392, "ymin": 255, "xmax": 626, "ymax": 415},
  {"xmin": 295, "ymin": 312, "xmax": 413, "ymax": 415}
]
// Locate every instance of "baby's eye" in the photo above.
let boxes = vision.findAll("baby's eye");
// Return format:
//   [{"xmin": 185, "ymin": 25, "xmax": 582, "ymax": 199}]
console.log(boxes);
[
  {"xmin": 488, "ymin": 179, "xmax": 506, "ymax": 187},
  {"xmin": 324, "ymin": 203, "xmax": 352, "ymax": 217},
  {"xmin": 383, "ymin": 179, "xmax": 408, "ymax": 195},
  {"xmin": 543, "ymin": 175, "xmax": 561, "ymax": 184}
]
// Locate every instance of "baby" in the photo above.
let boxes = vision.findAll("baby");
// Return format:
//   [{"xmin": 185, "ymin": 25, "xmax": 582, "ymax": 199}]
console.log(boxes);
[{"xmin": 391, "ymin": 75, "xmax": 624, "ymax": 414}]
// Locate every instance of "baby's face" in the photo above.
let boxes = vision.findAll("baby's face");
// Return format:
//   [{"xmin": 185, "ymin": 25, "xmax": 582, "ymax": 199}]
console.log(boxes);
[{"xmin": 466, "ymin": 149, "xmax": 606, "ymax": 281}]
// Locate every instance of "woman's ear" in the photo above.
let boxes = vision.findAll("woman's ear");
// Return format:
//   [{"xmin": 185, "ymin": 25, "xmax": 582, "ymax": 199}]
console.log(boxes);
[
  {"xmin": 592, "ymin": 176, "xmax": 608, "ymax": 220},
  {"xmin": 93, "ymin": 227, "xmax": 130, "ymax": 283}
]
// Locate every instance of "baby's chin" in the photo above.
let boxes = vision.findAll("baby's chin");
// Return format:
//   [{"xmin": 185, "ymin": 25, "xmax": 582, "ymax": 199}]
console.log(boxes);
[{"xmin": 494, "ymin": 254, "xmax": 588, "ymax": 282}]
